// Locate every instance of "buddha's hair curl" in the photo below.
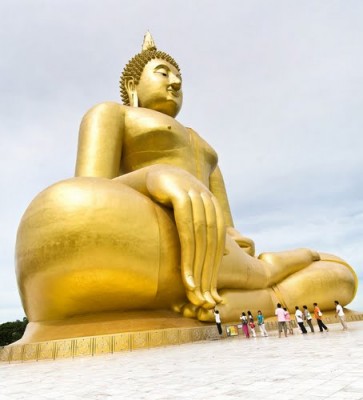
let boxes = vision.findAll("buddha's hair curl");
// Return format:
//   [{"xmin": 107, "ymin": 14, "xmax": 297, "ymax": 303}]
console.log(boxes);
[{"xmin": 119, "ymin": 50, "xmax": 180, "ymax": 105}]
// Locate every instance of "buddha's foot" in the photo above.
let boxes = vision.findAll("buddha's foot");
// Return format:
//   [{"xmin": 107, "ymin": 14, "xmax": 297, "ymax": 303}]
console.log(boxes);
[{"xmin": 257, "ymin": 248, "xmax": 322, "ymax": 285}]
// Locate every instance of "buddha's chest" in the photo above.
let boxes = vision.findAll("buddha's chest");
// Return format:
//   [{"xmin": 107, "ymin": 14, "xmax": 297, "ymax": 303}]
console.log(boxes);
[
  {"xmin": 124, "ymin": 108, "xmax": 189, "ymax": 153},
  {"xmin": 122, "ymin": 109, "xmax": 218, "ymax": 181}
]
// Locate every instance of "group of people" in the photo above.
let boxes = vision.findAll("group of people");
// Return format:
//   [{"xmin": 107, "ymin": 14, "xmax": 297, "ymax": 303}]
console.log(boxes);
[
  {"xmin": 213, "ymin": 300, "xmax": 348, "ymax": 338},
  {"xmin": 239, "ymin": 310, "xmax": 269, "ymax": 338},
  {"xmin": 275, "ymin": 300, "xmax": 348, "ymax": 337},
  {"xmin": 213, "ymin": 309, "xmax": 269, "ymax": 338}
]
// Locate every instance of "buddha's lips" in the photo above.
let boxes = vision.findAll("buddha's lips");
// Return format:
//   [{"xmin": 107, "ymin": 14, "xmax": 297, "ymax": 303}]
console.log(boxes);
[{"xmin": 167, "ymin": 89, "xmax": 181, "ymax": 97}]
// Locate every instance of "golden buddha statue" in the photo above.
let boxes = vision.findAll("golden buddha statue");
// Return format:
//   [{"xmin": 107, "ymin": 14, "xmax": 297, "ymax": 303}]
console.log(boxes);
[{"xmin": 15, "ymin": 33, "xmax": 357, "ymax": 343}]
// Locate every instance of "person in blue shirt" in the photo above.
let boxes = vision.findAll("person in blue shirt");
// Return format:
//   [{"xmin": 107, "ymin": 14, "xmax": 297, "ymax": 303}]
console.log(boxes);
[{"xmin": 257, "ymin": 310, "xmax": 268, "ymax": 337}]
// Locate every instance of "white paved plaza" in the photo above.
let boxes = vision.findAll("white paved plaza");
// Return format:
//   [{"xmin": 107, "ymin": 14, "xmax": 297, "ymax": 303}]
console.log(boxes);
[{"xmin": 1, "ymin": 321, "xmax": 363, "ymax": 400}]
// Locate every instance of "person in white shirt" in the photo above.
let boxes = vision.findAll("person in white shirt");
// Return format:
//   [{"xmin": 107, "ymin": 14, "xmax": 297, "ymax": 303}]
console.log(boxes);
[
  {"xmin": 303, "ymin": 305, "xmax": 314, "ymax": 333},
  {"xmin": 335, "ymin": 300, "xmax": 348, "ymax": 330},
  {"xmin": 213, "ymin": 308, "xmax": 223, "ymax": 335},
  {"xmin": 295, "ymin": 306, "xmax": 307, "ymax": 334}
]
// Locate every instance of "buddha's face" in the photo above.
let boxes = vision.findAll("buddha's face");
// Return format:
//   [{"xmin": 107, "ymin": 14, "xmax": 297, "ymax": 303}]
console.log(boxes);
[{"xmin": 135, "ymin": 59, "xmax": 183, "ymax": 117}]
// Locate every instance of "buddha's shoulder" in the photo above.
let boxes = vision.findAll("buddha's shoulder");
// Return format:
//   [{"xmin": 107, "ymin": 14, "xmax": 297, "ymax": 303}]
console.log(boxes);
[
  {"xmin": 82, "ymin": 102, "xmax": 174, "ymax": 121},
  {"xmin": 81, "ymin": 101, "xmax": 128, "ymax": 119}
]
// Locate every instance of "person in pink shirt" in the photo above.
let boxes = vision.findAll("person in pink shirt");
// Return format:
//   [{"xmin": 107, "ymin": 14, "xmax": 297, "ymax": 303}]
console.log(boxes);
[
  {"xmin": 275, "ymin": 303, "xmax": 287, "ymax": 338},
  {"xmin": 283, "ymin": 307, "xmax": 294, "ymax": 335}
]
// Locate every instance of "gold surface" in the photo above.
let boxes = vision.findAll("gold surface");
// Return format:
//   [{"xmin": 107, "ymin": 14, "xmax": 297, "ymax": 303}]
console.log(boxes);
[{"xmin": 14, "ymin": 33, "xmax": 358, "ymax": 345}]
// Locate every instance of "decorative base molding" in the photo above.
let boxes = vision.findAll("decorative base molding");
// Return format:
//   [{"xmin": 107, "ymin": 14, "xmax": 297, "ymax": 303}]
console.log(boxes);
[
  {"xmin": 1, "ymin": 313, "xmax": 362, "ymax": 363},
  {"xmin": 0, "ymin": 324, "xmax": 220, "ymax": 363}
]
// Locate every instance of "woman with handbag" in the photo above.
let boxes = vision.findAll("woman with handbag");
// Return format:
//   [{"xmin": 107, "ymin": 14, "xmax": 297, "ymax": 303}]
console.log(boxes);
[
  {"xmin": 240, "ymin": 312, "xmax": 250, "ymax": 338},
  {"xmin": 247, "ymin": 311, "xmax": 257, "ymax": 337}
]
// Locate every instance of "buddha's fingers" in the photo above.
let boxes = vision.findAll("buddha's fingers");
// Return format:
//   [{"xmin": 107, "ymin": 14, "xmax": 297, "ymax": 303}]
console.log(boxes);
[
  {"xmin": 199, "ymin": 192, "xmax": 217, "ymax": 309},
  {"xmin": 173, "ymin": 193, "xmax": 197, "ymax": 295},
  {"xmin": 145, "ymin": 165, "xmax": 220, "ymax": 306},
  {"xmin": 188, "ymin": 190, "xmax": 207, "ymax": 305},
  {"xmin": 210, "ymin": 196, "xmax": 225, "ymax": 304}
]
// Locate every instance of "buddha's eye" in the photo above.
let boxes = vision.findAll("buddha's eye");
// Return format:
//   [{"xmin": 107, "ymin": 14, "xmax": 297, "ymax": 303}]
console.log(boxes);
[{"xmin": 155, "ymin": 67, "xmax": 168, "ymax": 77}]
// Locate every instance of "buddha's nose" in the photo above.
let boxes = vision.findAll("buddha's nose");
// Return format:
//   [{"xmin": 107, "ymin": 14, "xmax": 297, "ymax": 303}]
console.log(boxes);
[
  {"xmin": 171, "ymin": 81, "xmax": 181, "ymax": 91},
  {"xmin": 170, "ymin": 75, "xmax": 181, "ymax": 91}
]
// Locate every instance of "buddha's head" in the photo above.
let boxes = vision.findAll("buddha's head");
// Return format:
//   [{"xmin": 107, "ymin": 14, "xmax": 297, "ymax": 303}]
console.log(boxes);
[{"xmin": 120, "ymin": 32, "xmax": 183, "ymax": 117}]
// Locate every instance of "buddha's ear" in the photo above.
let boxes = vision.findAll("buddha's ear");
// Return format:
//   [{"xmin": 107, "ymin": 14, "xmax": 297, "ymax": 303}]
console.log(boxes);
[{"xmin": 125, "ymin": 77, "xmax": 138, "ymax": 107}]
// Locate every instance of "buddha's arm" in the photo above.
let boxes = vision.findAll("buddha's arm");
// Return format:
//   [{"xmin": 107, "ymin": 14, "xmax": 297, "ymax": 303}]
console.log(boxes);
[
  {"xmin": 75, "ymin": 102, "xmax": 124, "ymax": 178},
  {"xmin": 116, "ymin": 164, "xmax": 225, "ymax": 309},
  {"xmin": 209, "ymin": 166, "xmax": 255, "ymax": 256},
  {"xmin": 209, "ymin": 166, "xmax": 234, "ymax": 226}
]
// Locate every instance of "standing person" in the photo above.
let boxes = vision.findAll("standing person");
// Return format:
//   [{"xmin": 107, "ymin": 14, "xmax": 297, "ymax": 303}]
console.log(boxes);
[
  {"xmin": 213, "ymin": 308, "xmax": 223, "ymax": 335},
  {"xmin": 313, "ymin": 303, "xmax": 329, "ymax": 332},
  {"xmin": 240, "ymin": 312, "xmax": 250, "ymax": 338},
  {"xmin": 247, "ymin": 311, "xmax": 257, "ymax": 337},
  {"xmin": 295, "ymin": 306, "xmax": 307, "ymax": 334},
  {"xmin": 283, "ymin": 308, "xmax": 294, "ymax": 335},
  {"xmin": 257, "ymin": 310, "xmax": 268, "ymax": 337},
  {"xmin": 275, "ymin": 303, "xmax": 287, "ymax": 338},
  {"xmin": 335, "ymin": 300, "xmax": 348, "ymax": 330},
  {"xmin": 303, "ymin": 305, "xmax": 315, "ymax": 333}
]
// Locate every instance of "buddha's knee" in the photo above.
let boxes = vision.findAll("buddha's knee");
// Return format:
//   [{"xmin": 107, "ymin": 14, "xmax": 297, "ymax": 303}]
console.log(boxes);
[
  {"xmin": 274, "ymin": 257, "xmax": 357, "ymax": 310},
  {"xmin": 16, "ymin": 177, "xmax": 183, "ymax": 321}
]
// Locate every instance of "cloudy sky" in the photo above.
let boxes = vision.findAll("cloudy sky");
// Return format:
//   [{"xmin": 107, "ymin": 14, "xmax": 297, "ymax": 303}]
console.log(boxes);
[{"xmin": 1, "ymin": 1, "xmax": 362, "ymax": 323}]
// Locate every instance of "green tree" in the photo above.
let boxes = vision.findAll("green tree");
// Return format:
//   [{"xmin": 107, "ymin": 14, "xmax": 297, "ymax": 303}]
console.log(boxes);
[{"xmin": 0, "ymin": 317, "xmax": 28, "ymax": 346}]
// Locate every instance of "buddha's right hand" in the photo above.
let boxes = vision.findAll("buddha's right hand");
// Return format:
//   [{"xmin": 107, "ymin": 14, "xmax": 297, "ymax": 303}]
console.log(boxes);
[{"xmin": 145, "ymin": 165, "xmax": 226, "ymax": 309}]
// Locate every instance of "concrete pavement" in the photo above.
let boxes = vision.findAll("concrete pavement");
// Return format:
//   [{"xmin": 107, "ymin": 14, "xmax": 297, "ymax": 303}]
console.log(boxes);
[{"xmin": 1, "ymin": 321, "xmax": 363, "ymax": 400}]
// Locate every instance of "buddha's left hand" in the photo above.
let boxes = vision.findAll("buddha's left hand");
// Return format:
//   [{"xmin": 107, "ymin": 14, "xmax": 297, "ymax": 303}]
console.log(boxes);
[{"xmin": 226, "ymin": 227, "xmax": 255, "ymax": 256}]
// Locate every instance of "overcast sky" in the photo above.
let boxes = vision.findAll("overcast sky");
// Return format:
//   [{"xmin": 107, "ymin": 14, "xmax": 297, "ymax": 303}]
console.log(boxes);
[{"xmin": 0, "ymin": 1, "xmax": 362, "ymax": 323}]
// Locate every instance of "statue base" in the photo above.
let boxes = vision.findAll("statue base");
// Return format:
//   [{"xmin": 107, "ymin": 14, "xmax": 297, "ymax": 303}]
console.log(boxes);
[
  {"xmin": 1, "ymin": 310, "xmax": 362, "ymax": 363},
  {"xmin": 1, "ymin": 310, "xmax": 222, "ymax": 363},
  {"xmin": 17, "ymin": 310, "xmax": 211, "ymax": 344}
]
